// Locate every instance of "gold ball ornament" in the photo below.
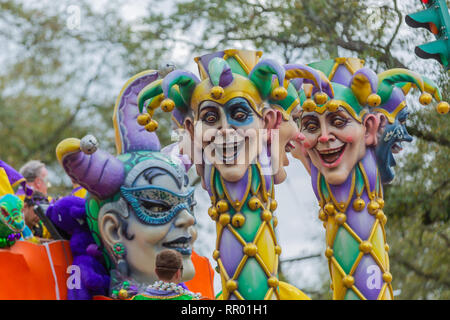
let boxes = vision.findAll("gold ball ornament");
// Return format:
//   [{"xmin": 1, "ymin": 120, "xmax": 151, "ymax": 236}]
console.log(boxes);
[
  {"xmin": 211, "ymin": 86, "xmax": 225, "ymax": 100},
  {"xmin": 326, "ymin": 100, "xmax": 340, "ymax": 112},
  {"xmin": 367, "ymin": 200, "xmax": 380, "ymax": 215},
  {"xmin": 144, "ymin": 120, "xmax": 158, "ymax": 132},
  {"xmin": 342, "ymin": 275, "xmax": 355, "ymax": 288},
  {"xmin": 226, "ymin": 280, "xmax": 238, "ymax": 292},
  {"xmin": 359, "ymin": 241, "xmax": 373, "ymax": 254},
  {"xmin": 216, "ymin": 200, "xmax": 229, "ymax": 213},
  {"xmin": 385, "ymin": 244, "xmax": 390, "ymax": 252},
  {"xmin": 219, "ymin": 213, "xmax": 231, "ymax": 226},
  {"xmin": 436, "ymin": 101, "xmax": 449, "ymax": 115},
  {"xmin": 382, "ymin": 272, "xmax": 393, "ymax": 283},
  {"xmin": 314, "ymin": 92, "xmax": 328, "ymax": 105},
  {"xmin": 243, "ymin": 243, "xmax": 258, "ymax": 256},
  {"xmin": 367, "ymin": 93, "xmax": 381, "ymax": 107},
  {"xmin": 318, "ymin": 209, "xmax": 327, "ymax": 221},
  {"xmin": 419, "ymin": 92, "xmax": 432, "ymax": 105},
  {"xmin": 137, "ymin": 113, "xmax": 150, "ymax": 126},
  {"xmin": 160, "ymin": 98, "xmax": 175, "ymax": 112},
  {"xmin": 267, "ymin": 277, "xmax": 279, "ymax": 288},
  {"xmin": 353, "ymin": 198, "xmax": 366, "ymax": 212},
  {"xmin": 302, "ymin": 99, "xmax": 317, "ymax": 112},
  {"xmin": 325, "ymin": 247, "xmax": 334, "ymax": 258},
  {"xmin": 335, "ymin": 213, "xmax": 346, "ymax": 225},
  {"xmin": 213, "ymin": 250, "xmax": 220, "ymax": 260},
  {"xmin": 273, "ymin": 216, "xmax": 278, "ymax": 227},
  {"xmin": 272, "ymin": 86, "xmax": 288, "ymax": 100},
  {"xmin": 270, "ymin": 199, "xmax": 278, "ymax": 211},
  {"xmin": 248, "ymin": 197, "xmax": 262, "ymax": 210},
  {"xmin": 261, "ymin": 210, "xmax": 272, "ymax": 222},
  {"xmin": 231, "ymin": 213, "xmax": 246, "ymax": 228},
  {"xmin": 376, "ymin": 210, "xmax": 385, "ymax": 221},
  {"xmin": 324, "ymin": 203, "xmax": 336, "ymax": 216},
  {"xmin": 208, "ymin": 207, "xmax": 219, "ymax": 221},
  {"xmin": 376, "ymin": 198, "xmax": 385, "ymax": 209},
  {"xmin": 275, "ymin": 245, "xmax": 282, "ymax": 255}
]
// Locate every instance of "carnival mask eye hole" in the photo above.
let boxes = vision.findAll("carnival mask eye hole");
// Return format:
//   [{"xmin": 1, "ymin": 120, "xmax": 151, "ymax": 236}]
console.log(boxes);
[{"xmin": 140, "ymin": 199, "xmax": 170, "ymax": 213}]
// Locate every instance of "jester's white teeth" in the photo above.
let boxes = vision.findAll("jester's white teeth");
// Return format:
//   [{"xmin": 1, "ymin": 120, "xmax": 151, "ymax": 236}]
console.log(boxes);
[{"xmin": 214, "ymin": 140, "xmax": 245, "ymax": 163}]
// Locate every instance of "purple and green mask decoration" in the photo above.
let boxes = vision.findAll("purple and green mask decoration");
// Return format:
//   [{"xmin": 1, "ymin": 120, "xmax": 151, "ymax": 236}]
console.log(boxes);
[
  {"xmin": 56, "ymin": 70, "xmax": 196, "ymax": 297},
  {"xmin": 0, "ymin": 194, "xmax": 33, "ymax": 247}
]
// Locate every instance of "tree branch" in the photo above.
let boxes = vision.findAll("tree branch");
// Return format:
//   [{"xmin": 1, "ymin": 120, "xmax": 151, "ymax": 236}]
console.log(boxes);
[{"xmin": 406, "ymin": 125, "xmax": 450, "ymax": 148}]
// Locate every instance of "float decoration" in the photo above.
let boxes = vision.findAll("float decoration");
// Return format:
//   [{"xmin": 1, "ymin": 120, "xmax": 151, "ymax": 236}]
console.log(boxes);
[
  {"xmin": 137, "ymin": 49, "xmax": 310, "ymax": 300},
  {"xmin": 57, "ymin": 70, "xmax": 212, "ymax": 299}
]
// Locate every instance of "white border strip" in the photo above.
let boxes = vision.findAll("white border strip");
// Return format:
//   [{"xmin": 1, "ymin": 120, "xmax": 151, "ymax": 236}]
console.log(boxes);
[{"xmin": 44, "ymin": 242, "xmax": 60, "ymax": 300}]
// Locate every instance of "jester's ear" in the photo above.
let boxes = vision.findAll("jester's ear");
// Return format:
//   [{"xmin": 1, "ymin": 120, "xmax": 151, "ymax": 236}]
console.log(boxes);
[
  {"xmin": 350, "ymin": 68, "xmax": 381, "ymax": 107},
  {"xmin": 363, "ymin": 113, "xmax": 380, "ymax": 146}
]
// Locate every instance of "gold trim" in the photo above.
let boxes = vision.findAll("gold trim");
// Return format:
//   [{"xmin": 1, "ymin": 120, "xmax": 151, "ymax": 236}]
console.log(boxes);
[
  {"xmin": 325, "ymin": 168, "xmax": 355, "ymax": 213},
  {"xmin": 373, "ymin": 101, "xmax": 406, "ymax": 124},
  {"xmin": 342, "ymin": 223, "xmax": 363, "ymax": 244},
  {"xmin": 348, "ymin": 252, "xmax": 364, "ymax": 276},
  {"xmin": 220, "ymin": 167, "xmax": 252, "ymax": 212}
]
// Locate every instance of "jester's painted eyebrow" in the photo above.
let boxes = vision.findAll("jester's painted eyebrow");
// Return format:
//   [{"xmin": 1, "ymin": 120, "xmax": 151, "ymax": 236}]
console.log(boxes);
[{"xmin": 223, "ymin": 97, "xmax": 252, "ymax": 110}]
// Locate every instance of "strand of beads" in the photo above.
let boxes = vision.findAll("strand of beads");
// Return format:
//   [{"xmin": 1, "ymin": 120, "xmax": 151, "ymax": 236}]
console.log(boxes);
[
  {"xmin": 147, "ymin": 281, "xmax": 201, "ymax": 299},
  {"xmin": 0, "ymin": 233, "xmax": 21, "ymax": 248}
]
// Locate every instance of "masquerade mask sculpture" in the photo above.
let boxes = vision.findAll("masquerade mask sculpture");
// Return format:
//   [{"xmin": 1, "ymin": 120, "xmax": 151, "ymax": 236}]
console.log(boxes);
[
  {"xmin": 136, "ymin": 49, "xmax": 325, "ymax": 300},
  {"xmin": 56, "ymin": 70, "xmax": 197, "ymax": 297},
  {"xmin": 293, "ymin": 58, "xmax": 447, "ymax": 299}
]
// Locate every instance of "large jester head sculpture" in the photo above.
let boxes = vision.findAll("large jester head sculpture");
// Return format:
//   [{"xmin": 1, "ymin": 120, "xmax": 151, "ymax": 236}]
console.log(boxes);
[
  {"xmin": 56, "ymin": 71, "xmax": 197, "ymax": 293},
  {"xmin": 296, "ymin": 65, "xmax": 383, "ymax": 185},
  {"xmin": 137, "ymin": 49, "xmax": 330, "ymax": 185},
  {"xmin": 374, "ymin": 69, "xmax": 449, "ymax": 183}
]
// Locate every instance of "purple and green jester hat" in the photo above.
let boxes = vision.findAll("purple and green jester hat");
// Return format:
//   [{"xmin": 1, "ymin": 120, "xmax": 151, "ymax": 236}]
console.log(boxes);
[
  {"xmin": 56, "ymin": 70, "xmax": 195, "ymax": 296},
  {"xmin": 374, "ymin": 68, "xmax": 449, "ymax": 183}
]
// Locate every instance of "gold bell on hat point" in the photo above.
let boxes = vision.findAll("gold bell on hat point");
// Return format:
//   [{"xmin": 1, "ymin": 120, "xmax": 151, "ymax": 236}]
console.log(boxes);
[
  {"xmin": 367, "ymin": 93, "xmax": 381, "ymax": 107},
  {"xmin": 436, "ymin": 101, "xmax": 449, "ymax": 115},
  {"xmin": 353, "ymin": 198, "xmax": 365, "ymax": 212},
  {"xmin": 145, "ymin": 119, "xmax": 158, "ymax": 132},
  {"xmin": 137, "ymin": 113, "xmax": 150, "ymax": 126},
  {"xmin": 327, "ymin": 100, "xmax": 340, "ymax": 112},
  {"xmin": 211, "ymin": 86, "xmax": 224, "ymax": 100},
  {"xmin": 314, "ymin": 92, "xmax": 328, "ymax": 105},
  {"xmin": 160, "ymin": 98, "xmax": 175, "ymax": 112},
  {"xmin": 302, "ymin": 99, "xmax": 317, "ymax": 112},
  {"xmin": 272, "ymin": 86, "xmax": 288, "ymax": 100},
  {"xmin": 419, "ymin": 92, "xmax": 432, "ymax": 105}
]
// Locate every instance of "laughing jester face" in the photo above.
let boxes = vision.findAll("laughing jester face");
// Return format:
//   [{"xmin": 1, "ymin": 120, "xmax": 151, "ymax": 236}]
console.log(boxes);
[{"xmin": 298, "ymin": 68, "xmax": 382, "ymax": 185}]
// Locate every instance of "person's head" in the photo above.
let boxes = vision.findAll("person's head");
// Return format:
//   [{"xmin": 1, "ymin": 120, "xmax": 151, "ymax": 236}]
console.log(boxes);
[
  {"xmin": 155, "ymin": 249, "xmax": 183, "ymax": 283},
  {"xmin": 19, "ymin": 160, "xmax": 49, "ymax": 195}
]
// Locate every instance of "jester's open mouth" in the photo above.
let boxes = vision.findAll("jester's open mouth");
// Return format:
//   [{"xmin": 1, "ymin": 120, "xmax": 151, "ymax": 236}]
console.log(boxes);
[
  {"xmin": 391, "ymin": 142, "xmax": 403, "ymax": 154},
  {"xmin": 316, "ymin": 144, "xmax": 347, "ymax": 168},
  {"xmin": 214, "ymin": 139, "xmax": 245, "ymax": 164},
  {"xmin": 162, "ymin": 236, "xmax": 193, "ymax": 255}
]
